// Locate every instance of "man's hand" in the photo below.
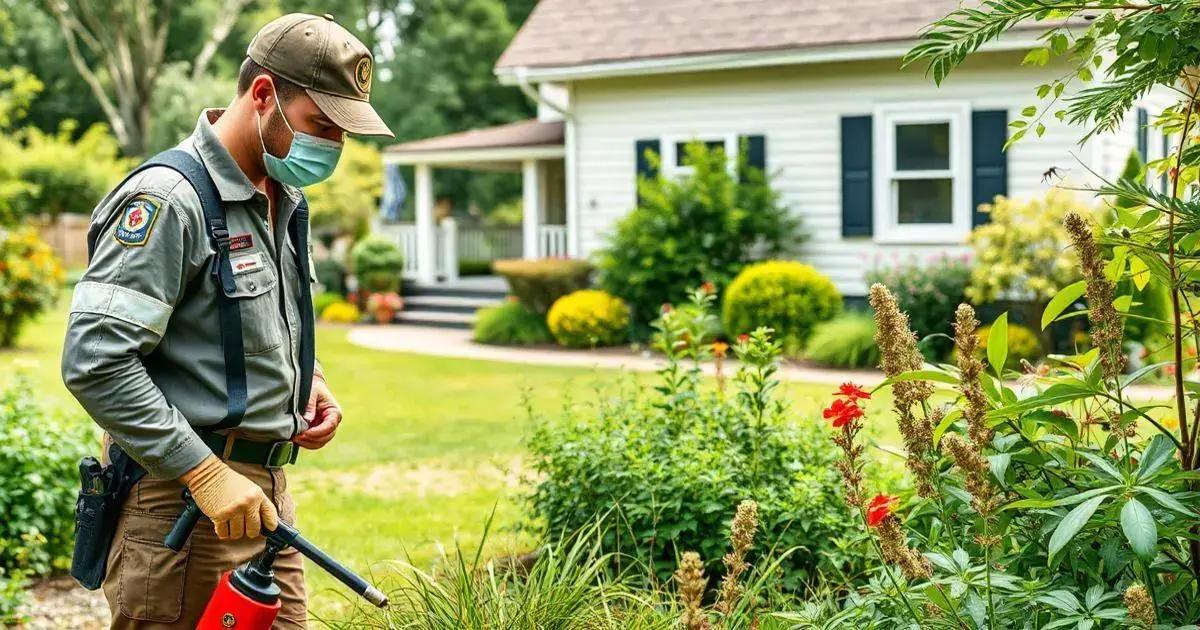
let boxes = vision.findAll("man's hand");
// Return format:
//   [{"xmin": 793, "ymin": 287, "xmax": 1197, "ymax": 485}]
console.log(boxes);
[
  {"xmin": 179, "ymin": 455, "xmax": 278, "ymax": 540},
  {"xmin": 294, "ymin": 373, "xmax": 342, "ymax": 450}
]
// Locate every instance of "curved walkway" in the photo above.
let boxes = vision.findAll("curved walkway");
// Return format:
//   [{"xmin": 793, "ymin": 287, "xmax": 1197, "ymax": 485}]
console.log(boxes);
[
  {"xmin": 346, "ymin": 324, "xmax": 886, "ymax": 385},
  {"xmin": 346, "ymin": 324, "xmax": 1175, "ymax": 399}
]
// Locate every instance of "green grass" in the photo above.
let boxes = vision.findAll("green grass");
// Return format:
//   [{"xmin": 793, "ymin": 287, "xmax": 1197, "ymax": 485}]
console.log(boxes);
[{"xmin": 4, "ymin": 296, "xmax": 903, "ymax": 619}]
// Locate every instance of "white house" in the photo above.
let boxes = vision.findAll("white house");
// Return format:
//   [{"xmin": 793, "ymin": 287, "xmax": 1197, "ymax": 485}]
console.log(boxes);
[{"xmin": 382, "ymin": 0, "xmax": 1169, "ymax": 298}]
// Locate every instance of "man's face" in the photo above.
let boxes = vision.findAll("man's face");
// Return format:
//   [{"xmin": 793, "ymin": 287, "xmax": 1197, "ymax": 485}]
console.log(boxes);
[{"xmin": 257, "ymin": 76, "xmax": 346, "ymax": 160}]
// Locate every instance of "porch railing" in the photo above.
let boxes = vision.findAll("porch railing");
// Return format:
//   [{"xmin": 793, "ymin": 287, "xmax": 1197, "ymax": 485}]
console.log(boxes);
[{"xmin": 374, "ymin": 221, "xmax": 569, "ymax": 281}]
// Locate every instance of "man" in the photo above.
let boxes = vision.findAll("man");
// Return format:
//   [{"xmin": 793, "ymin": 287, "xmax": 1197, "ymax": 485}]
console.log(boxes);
[{"xmin": 61, "ymin": 13, "xmax": 392, "ymax": 629}]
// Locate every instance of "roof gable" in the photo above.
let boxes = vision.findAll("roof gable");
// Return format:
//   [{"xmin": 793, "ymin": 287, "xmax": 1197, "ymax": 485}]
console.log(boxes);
[{"xmin": 496, "ymin": 0, "xmax": 968, "ymax": 71}]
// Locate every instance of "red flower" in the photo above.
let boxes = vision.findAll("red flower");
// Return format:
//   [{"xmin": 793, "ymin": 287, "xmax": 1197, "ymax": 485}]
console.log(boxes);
[
  {"xmin": 737, "ymin": 333, "xmax": 750, "ymax": 344},
  {"xmin": 866, "ymin": 494, "xmax": 899, "ymax": 528},
  {"xmin": 835, "ymin": 382, "xmax": 871, "ymax": 401},
  {"xmin": 823, "ymin": 398, "xmax": 864, "ymax": 428},
  {"xmin": 699, "ymin": 281, "xmax": 716, "ymax": 295},
  {"xmin": 661, "ymin": 303, "xmax": 674, "ymax": 315}
]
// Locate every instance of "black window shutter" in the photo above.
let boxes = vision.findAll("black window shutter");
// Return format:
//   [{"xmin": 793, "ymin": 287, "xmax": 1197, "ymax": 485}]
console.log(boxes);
[
  {"xmin": 635, "ymin": 139, "xmax": 660, "ymax": 180},
  {"xmin": 971, "ymin": 110, "xmax": 1008, "ymax": 227},
  {"xmin": 738, "ymin": 134, "xmax": 766, "ymax": 179},
  {"xmin": 840, "ymin": 116, "xmax": 873, "ymax": 237},
  {"xmin": 1136, "ymin": 107, "xmax": 1149, "ymax": 160},
  {"xmin": 635, "ymin": 139, "xmax": 660, "ymax": 205}
]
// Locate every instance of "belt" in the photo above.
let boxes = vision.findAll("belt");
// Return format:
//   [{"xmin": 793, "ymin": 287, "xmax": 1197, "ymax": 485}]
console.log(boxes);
[{"xmin": 200, "ymin": 432, "xmax": 299, "ymax": 469}]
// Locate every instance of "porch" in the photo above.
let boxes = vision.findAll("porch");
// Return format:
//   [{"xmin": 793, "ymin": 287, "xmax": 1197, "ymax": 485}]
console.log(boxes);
[{"xmin": 380, "ymin": 118, "xmax": 569, "ymax": 285}]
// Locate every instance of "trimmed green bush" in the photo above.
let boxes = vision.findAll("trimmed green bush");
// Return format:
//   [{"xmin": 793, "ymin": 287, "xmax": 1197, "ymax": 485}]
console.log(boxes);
[
  {"xmin": 493, "ymin": 258, "xmax": 593, "ymax": 314},
  {"xmin": 0, "ymin": 378, "xmax": 93, "ymax": 623},
  {"xmin": 473, "ymin": 300, "xmax": 551, "ymax": 346},
  {"xmin": 314, "ymin": 258, "xmax": 347, "ymax": 295},
  {"xmin": 546, "ymin": 290, "xmax": 630, "ymax": 348},
  {"xmin": 350, "ymin": 238, "xmax": 405, "ymax": 293},
  {"xmin": 722, "ymin": 260, "xmax": 841, "ymax": 354},
  {"xmin": 804, "ymin": 312, "xmax": 879, "ymax": 369}
]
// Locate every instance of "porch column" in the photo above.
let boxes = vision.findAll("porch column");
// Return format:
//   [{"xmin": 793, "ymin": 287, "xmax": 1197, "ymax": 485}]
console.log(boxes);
[
  {"xmin": 522, "ymin": 159, "xmax": 541, "ymax": 260},
  {"xmin": 414, "ymin": 163, "xmax": 437, "ymax": 284}
]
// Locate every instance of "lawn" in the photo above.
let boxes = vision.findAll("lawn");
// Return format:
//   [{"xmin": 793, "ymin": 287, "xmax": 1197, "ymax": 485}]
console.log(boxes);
[{"xmin": 9, "ymin": 296, "xmax": 902, "ymax": 620}]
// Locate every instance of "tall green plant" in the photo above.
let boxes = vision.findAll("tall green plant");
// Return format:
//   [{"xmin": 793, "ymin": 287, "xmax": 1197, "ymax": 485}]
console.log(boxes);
[
  {"xmin": 811, "ymin": 4, "xmax": 1200, "ymax": 626},
  {"xmin": 598, "ymin": 141, "xmax": 803, "ymax": 330}
]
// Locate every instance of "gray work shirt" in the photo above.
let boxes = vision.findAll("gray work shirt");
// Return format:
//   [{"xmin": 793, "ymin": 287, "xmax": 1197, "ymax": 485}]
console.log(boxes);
[{"xmin": 62, "ymin": 109, "xmax": 316, "ymax": 479}]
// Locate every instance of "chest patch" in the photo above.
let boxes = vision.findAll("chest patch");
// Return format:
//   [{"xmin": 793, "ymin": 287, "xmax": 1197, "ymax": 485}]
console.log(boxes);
[
  {"xmin": 114, "ymin": 195, "xmax": 162, "ymax": 247},
  {"xmin": 229, "ymin": 233, "xmax": 254, "ymax": 252},
  {"xmin": 230, "ymin": 252, "xmax": 265, "ymax": 276}
]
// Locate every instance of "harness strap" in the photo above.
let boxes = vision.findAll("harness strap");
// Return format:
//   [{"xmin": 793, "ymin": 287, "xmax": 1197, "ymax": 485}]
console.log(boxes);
[
  {"xmin": 289, "ymin": 198, "xmax": 316, "ymax": 410},
  {"xmin": 86, "ymin": 149, "xmax": 248, "ymax": 430}
]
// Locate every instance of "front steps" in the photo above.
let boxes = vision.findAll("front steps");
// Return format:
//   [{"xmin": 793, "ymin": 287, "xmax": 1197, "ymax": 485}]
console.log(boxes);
[{"xmin": 397, "ymin": 282, "xmax": 507, "ymax": 329}]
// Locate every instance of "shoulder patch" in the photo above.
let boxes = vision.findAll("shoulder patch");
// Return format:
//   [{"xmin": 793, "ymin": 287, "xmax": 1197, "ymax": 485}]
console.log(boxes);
[{"xmin": 114, "ymin": 194, "xmax": 162, "ymax": 247}]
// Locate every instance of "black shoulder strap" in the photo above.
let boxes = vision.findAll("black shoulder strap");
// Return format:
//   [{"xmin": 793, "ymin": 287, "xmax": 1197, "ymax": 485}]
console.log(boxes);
[
  {"xmin": 88, "ymin": 149, "xmax": 247, "ymax": 430},
  {"xmin": 288, "ymin": 195, "xmax": 316, "ymax": 412}
]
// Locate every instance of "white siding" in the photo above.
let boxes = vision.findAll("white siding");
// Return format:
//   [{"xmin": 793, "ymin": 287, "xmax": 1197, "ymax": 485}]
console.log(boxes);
[{"xmin": 568, "ymin": 51, "xmax": 1134, "ymax": 296}]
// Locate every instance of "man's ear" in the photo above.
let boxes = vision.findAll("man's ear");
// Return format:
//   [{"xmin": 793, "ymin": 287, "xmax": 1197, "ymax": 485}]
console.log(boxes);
[{"xmin": 248, "ymin": 74, "xmax": 276, "ymax": 115}]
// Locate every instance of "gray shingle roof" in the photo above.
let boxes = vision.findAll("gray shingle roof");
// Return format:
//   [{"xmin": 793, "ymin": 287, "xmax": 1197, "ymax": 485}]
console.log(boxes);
[
  {"xmin": 496, "ymin": 0, "xmax": 971, "ymax": 70},
  {"xmin": 385, "ymin": 119, "xmax": 564, "ymax": 152}
]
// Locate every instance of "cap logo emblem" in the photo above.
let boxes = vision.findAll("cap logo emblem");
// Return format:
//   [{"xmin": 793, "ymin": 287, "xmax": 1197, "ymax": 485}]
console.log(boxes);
[{"xmin": 354, "ymin": 57, "xmax": 372, "ymax": 93}]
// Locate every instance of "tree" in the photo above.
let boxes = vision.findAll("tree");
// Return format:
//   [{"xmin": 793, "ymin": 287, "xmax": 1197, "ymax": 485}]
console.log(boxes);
[{"xmin": 39, "ymin": 0, "xmax": 250, "ymax": 155}]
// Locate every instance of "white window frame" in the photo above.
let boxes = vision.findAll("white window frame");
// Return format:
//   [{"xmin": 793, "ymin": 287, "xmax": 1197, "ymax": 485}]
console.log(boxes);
[
  {"xmin": 872, "ymin": 101, "xmax": 972, "ymax": 244},
  {"xmin": 660, "ymin": 133, "xmax": 739, "ymax": 178}
]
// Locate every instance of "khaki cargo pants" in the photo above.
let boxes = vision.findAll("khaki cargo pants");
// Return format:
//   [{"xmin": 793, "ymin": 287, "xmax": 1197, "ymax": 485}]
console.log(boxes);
[{"xmin": 101, "ymin": 459, "xmax": 307, "ymax": 629}]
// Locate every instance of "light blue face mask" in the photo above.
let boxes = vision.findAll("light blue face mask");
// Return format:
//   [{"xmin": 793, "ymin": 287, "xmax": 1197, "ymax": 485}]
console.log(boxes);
[{"xmin": 258, "ymin": 93, "xmax": 343, "ymax": 188}]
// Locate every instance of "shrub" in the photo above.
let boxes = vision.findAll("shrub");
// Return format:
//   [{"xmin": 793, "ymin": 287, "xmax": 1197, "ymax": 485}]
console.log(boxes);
[
  {"xmin": 546, "ymin": 290, "xmax": 629, "ymax": 348},
  {"xmin": 350, "ymin": 238, "xmax": 405, "ymax": 293},
  {"xmin": 458, "ymin": 260, "xmax": 493, "ymax": 276},
  {"xmin": 320, "ymin": 301, "xmax": 361, "ymax": 323},
  {"xmin": 313, "ymin": 292, "xmax": 343, "ymax": 318},
  {"xmin": 314, "ymin": 258, "xmax": 348, "ymax": 295},
  {"xmin": 474, "ymin": 300, "xmax": 551, "ymax": 346},
  {"xmin": 966, "ymin": 191, "xmax": 1084, "ymax": 327},
  {"xmin": 527, "ymin": 321, "xmax": 864, "ymax": 593},
  {"xmin": 722, "ymin": 261, "xmax": 841, "ymax": 354},
  {"xmin": 0, "ymin": 228, "xmax": 63, "ymax": 347},
  {"xmin": 3, "ymin": 122, "xmax": 129, "ymax": 223},
  {"xmin": 493, "ymin": 258, "xmax": 593, "ymax": 314},
  {"xmin": 804, "ymin": 312, "xmax": 879, "ymax": 369},
  {"xmin": 598, "ymin": 141, "xmax": 803, "ymax": 329},
  {"xmin": 976, "ymin": 321, "xmax": 1042, "ymax": 369},
  {"xmin": 0, "ymin": 378, "xmax": 93, "ymax": 624},
  {"xmin": 866, "ymin": 254, "xmax": 971, "ymax": 359}
]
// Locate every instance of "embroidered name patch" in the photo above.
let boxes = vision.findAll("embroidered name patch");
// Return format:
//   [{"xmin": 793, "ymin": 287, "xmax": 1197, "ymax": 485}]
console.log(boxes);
[
  {"xmin": 231, "ymin": 252, "xmax": 265, "ymax": 276},
  {"xmin": 229, "ymin": 233, "xmax": 254, "ymax": 252},
  {"xmin": 114, "ymin": 195, "xmax": 161, "ymax": 247}
]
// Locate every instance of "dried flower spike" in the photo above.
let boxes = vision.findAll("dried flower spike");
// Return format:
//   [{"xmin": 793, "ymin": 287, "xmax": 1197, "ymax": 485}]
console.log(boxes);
[
  {"xmin": 675, "ymin": 551, "xmax": 709, "ymax": 630},
  {"xmin": 716, "ymin": 500, "xmax": 759, "ymax": 615},
  {"xmin": 1064, "ymin": 212, "xmax": 1126, "ymax": 381},
  {"xmin": 953, "ymin": 304, "xmax": 992, "ymax": 448},
  {"xmin": 1124, "ymin": 583, "xmax": 1155, "ymax": 628}
]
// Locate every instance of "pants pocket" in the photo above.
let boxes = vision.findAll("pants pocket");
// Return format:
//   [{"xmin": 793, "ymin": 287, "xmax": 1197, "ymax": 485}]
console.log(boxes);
[{"xmin": 116, "ymin": 516, "xmax": 190, "ymax": 623}]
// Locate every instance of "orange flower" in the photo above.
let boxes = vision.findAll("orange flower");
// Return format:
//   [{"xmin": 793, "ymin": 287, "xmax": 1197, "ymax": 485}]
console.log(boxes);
[
  {"xmin": 737, "ymin": 333, "xmax": 750, "ymax": 344},
  {"xmin": 712, "ymin": 341, "xmax": 729, "ymax": 358},
  {"xmin": 823, "ymin": 398, "xmax": 863, "ymax": 428},
  {"xmin": 700, "ymin": 281, "xmax": 716, "ymax": 295},
  {"xmin": 661, "ymin": 303, "xmax": 674, "ymax": 315},
  {"xmin": 867, "ymin": 494, "xmax": 898, "ymax": 528},
  {"xmin": 835, "ymin": 382, "xmax": 871, "ymax": 401}
]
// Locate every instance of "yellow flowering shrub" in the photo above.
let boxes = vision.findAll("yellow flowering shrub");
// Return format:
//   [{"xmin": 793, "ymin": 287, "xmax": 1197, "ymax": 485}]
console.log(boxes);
[
  {"xmin": 319, "ymin": 301, "xmax": 361, "ymax": 324},
  {"xmin": 966, "ymin": 191, "xmax": 1083, "ymax": 304},
  {"xmin": 546, "ymin": 289, "xmax": 629, "ymax": 348},
  {"xmin": 0, "ymin": 228, "xmax": 63, "ymax": 346},
  {"xmin": 722, "ymin": 260, "xmax": 841, "ymax": 354}
]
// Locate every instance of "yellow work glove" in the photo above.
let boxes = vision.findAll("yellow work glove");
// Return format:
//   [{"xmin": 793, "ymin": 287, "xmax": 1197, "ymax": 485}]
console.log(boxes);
[{"xmin": 179, "ymin": 455, "xmax": 278, "ymax": 541}]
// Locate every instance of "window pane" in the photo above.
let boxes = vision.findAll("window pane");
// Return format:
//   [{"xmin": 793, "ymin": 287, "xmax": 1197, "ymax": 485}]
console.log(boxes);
[
  {"xmin": 897, "ymin": 178, "xmax": 952, "ymax": 224},
  {"xmin": 895, "ymin": 123, "xmax": 950, "ymax": 171},
  {"xmin": 676, "ymin": 140, "xmax": 727, "ymax": 166}
]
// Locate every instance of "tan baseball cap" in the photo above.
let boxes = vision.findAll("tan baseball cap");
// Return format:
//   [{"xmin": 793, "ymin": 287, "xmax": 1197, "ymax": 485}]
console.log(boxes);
[{"xmin": 248, "ymin": 13, "xmax": 393, "ymax": 138}]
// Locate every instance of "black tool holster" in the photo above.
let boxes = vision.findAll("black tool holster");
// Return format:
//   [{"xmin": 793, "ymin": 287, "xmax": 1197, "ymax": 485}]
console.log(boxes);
[{"xmin": 69, "ymin": 443, "xmax": 146, "ymax": 590}]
